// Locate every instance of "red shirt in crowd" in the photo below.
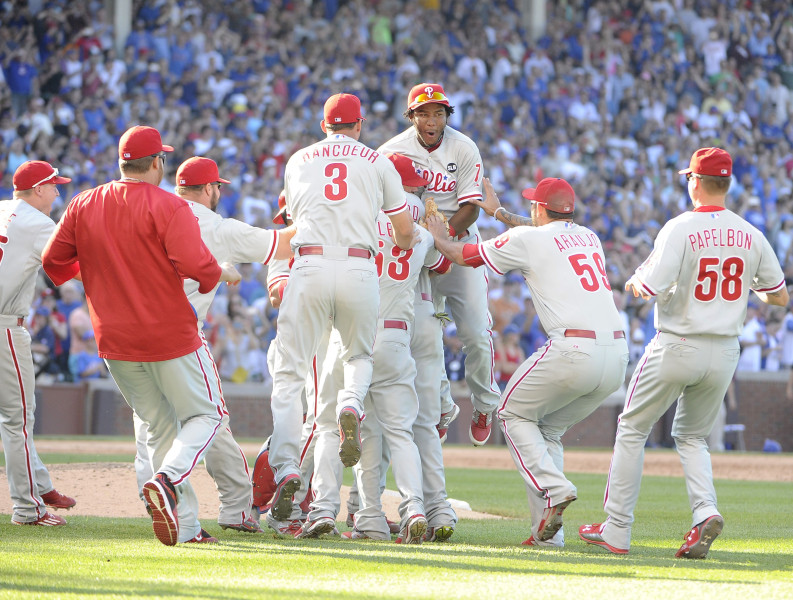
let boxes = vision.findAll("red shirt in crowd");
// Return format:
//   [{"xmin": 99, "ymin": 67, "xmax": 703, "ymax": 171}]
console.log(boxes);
[{"xmin": 42, "ymin": 180, "xmax": 221, "ymax": 362}]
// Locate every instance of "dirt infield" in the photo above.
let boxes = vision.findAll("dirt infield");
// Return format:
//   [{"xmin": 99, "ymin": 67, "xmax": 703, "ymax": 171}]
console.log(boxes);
[{"xmin": 1, "ymin": 440, "xmax": 790, "ymax": 521}]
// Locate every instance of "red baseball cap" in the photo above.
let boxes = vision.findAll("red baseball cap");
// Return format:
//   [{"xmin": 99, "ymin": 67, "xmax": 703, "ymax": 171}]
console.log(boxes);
[
  {"xmin": 13, "ymin": 161, "xmax": 71, "ymax": 191},
  {"xmin": 385, "ymin": 153, "xmax": 427, "ymax": 187},
  {"xmin": 407, "ymin": 83, "xmax": 451, "ymax": 111},
  {"xmin": 522, "ymin": 178, "xmax": 575, "ymax": 214},
  {"xmin": 175, "ymin": 157, "xmax": 230, "ymax": 186},
  {"xmin": 118, "ymin": 125, "xmax": 174, "ymax": 160},
  {"xmin": 678, "ymin": 147, "xmax": 732, "ymax": 177},
  {"xmin": 273, "ymin": 190, "xmax": 288, "ymax": 225},
  {"xmin": 323, "ymin": 93, "xmax": 364, "ymax": 125}
]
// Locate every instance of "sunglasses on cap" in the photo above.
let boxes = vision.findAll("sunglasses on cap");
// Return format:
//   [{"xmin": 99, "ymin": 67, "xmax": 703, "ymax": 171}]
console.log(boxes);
[
  {"xmin": 685, "ymin": 173, "xmax": 702, "ymax": 181},
  {"xmin": 151, "ymin": 152, "xmax": 167, "ymax": 164},
  {"xmin": 413, "ymin": 91, "xmax": 449, "ymax": 105},
  {"xmin": 30, "ymin": 168, "xmax": 61, "ymax": 188}
]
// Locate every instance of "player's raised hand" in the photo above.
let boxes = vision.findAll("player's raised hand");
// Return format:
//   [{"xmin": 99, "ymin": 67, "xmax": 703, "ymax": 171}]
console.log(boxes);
[
  {"xmin": 468, "ymin": 178, "xmax": 502, "ymax": 217},
  {"xmin": 625, "ymin": 275, "xmax": 651, "ymax": 300},
  {"xmin": 426, "ymin": 215, "xmax": 450, "ymax": 240},
  {"xmin": 219, "ymin": 262, "xmax": 242, "ymax": 286}
]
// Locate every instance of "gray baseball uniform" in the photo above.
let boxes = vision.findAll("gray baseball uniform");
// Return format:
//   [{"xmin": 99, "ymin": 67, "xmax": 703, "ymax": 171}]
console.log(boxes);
[
  {"xmin": 596, "ymin": 207, "xmax": 785, "ymax": 551},
  {"xmin": 350, "ymin": 205, "xmax": 450, "ymax": 537},
  {"xmin": 0, "ymin": 199, "xmax": 75, "ymax": 523},
  {"xmin": 268, "ymin": 132, "xmax": 408, "ymax": 487},
  {"xmin": 135, "ymin": 200, "xmax": 279, "ymax": 528},
  {"xmin": 380, "ymin": 128, "xmax": 500, "ymax": 422},
  {"xmin": 477, "ymin": 221, "xmax": 629, "ymax": 544}
]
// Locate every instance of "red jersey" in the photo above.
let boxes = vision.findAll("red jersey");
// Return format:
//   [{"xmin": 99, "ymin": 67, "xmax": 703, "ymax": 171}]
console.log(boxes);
[{"xmin": 42, "ymin": 179, "xmax": 221, "ymax": 361}]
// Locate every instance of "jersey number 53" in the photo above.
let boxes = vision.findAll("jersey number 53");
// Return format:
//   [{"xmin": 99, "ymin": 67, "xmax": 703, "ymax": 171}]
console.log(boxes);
[{"xmin": 376, "ymin": 240, "xmax": 412, "ymax": 281}]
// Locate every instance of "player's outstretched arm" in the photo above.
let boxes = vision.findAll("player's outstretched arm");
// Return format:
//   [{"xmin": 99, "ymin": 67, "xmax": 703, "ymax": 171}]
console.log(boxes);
[
  {"xmin": 427, "ymin": 215, "xmax": 466, "ymax": 266},
  {"xmin": 468, "ymin": 178, "xmax": 531, "ymax": 228},
  {"xmin": 389, "ymin": 210, "xmax": 419, "ymax": 250},
  {"xmin": 754, "ymin": 287, "xmax": 790, "ymax": 307},
  {"xmin": 273, "ymin": 224, "xmax": 297, "ymax": 260}
]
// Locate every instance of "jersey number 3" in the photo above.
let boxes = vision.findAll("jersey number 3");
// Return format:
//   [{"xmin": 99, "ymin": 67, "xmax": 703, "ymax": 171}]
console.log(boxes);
[
  {"xmin": 568, "ymin": 253, "xmax": 611, "ymax": 292},
  {"xmin": 694, "ymin": 256, "xmax": 744, "ymax": 301},
  {"xmin": 324, "ymin": 162, "xmax": 348, "ymax": 201}
]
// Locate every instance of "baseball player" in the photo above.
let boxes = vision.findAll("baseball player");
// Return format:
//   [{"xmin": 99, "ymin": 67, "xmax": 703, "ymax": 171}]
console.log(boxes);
[
  {"xmin": 133, "ymin": 157, "xmax": 295, "ymax": 535},
  {"xmin": 427, "ymin": 177, "xmax": 629, "ymax": 547},
  {"xmin": 42, "ymin": 126, "xmax": 241, "ymax": 546},
  {"xmin": 267, "ymin": 93, "xmax": 416, "ymax": 529},
  {"xmin": 342, "ymin": 155, "xmax": 452, "ymax": 543},
  {"xmin": 580, "ymin": 148, "xmax": 788, "ymax": 558},
  {"xmin": 380, "ymin": 82, "xmax": 501, "ymax": 446},
  {"xmin": 0, "ymin": 160, "xmax": 78, "ymax": 526},
  {"xmin": 254, "ymin": 200, "xmax": 333, "ymax": 536}
]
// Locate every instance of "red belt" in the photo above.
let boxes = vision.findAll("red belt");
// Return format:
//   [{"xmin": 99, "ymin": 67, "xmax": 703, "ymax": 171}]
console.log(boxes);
[
  {"xmin": 384, "ymin": 320, "xmax": 408, "ymax": 330},
  {"xmin": 17, "ymin": 317, "xmax": 24, "ymax": 326},
  {"xmin": 421, "ymin": 293, "xmax": 432, "ymax": 302},
  {"xmin": 565, "ymin": 329, "xmax": 625, "ymax": 339},
  {"xmin": 298, "ymin": 245, "xmax": 371, "ymax": 259}
]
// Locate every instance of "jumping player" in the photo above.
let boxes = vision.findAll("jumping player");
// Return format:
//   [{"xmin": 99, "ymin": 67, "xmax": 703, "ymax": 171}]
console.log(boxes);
[
  {"xmin": 42, "ymin": 126, "xmax": 241, "ymax": 546},
  {"xmin": 380, "ymin": 82, "xmax": 500, "ymax": 446},
  {"xmin": 0, "ymin": 160, "xmax": 78, "ymax": 526},
  {"xmin": 266, "ymin": 93, "xmax": 416, "ymax": 523},
  {"xmin": 427, "ymin": 177, "xmax": 629, "ymax": 547},
  {"xmin": 580, "ymin": 147, "xmax": 788, "ymax": 558}
]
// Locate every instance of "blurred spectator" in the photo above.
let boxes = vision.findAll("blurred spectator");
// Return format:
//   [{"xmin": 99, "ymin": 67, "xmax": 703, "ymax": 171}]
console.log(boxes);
[{"xmin": 3, "ymin": 0, "xmax": 793, "ymax": 378}]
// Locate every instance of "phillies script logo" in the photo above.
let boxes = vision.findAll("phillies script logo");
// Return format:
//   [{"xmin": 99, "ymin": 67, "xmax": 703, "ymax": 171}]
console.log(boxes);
[{"xmin": 417, "ymin": 168, "xmax": 457, "ymax": 193}]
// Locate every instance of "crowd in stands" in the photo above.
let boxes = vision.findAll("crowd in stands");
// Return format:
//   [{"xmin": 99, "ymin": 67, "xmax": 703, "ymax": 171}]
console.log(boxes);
[{"xmin": 3, "ymin": 0, "xmax": 793, "ymax": 384}]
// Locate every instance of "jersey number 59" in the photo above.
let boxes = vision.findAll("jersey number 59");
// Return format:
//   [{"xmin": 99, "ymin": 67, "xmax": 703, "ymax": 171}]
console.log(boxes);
[
  {"xmin": 694, "ymin": 256, "xmax": 744, "ymax": 301},
  {"xmin": 568, "ymin": 252, "xmax": 611, "ymax": 292}
]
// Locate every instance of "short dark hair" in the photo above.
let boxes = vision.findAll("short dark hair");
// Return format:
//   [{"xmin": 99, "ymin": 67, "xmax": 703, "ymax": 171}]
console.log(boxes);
[
  {"xmin": 325, "ymin": 121, "xmax": 358, "ymax": 132},
  {"xmin": 699, "ymin": 174, "xmax": 731, "ymax": 195},
  {"xmin": 119, "ymin": 155, "xmax": 157, "ymax": 175},
  {"xmin": 545, "ymin": 208, "xmax": 574, "ymax": 220},
  {"xmin": 175, "ymin": 184, "xmax": 206, "ymax": 195},
  {"xmin": 403, "ymin": 105, "xmax": 455, "ymax": 121}
]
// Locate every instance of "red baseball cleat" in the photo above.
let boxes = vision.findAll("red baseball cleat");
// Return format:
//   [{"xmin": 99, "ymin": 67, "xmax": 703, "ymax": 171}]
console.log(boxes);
[
  {"xmin": 41, "ymin": 489, "xmax": 76, "ymax": 510},
  {"xmin": 578, "ymin": 523, "xmax": 629, "ymax": 554},
  {"xmin": 469, "ymin": 409, "xmax": 493, "ymax": 446},
  {"xmin": 12, "ymin": 512, "xmax": 66, "ymax": 526},
  {"xmin": 536, "ymin": 496, "xmax": 576, "ymax": 541},
  {"xmin": 675, "ymin": 515, "xmax": 724, "ymax": 559},
  {"xmin": 142, "ymin": 473, "xmax": 179, "ymax": 546},
  {"xmin": 185, "ymin": 528, "xmax": 219, "ymax": 544}
]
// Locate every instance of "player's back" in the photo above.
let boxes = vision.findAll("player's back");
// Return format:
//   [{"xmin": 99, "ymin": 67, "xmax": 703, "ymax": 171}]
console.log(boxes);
[
  {"xmin": 644, "ymin": 209, "xmax": 784, "ymax": 337},
  {"xmin": 286, "ymin": 134, "xmax": 399, "ymax": 253},
  {"xmin": 374, "ymin": 210, "xmax": 439, "ymax": 323},
  {"xmin": 0, "ymin": 199, "xmax": 53, "ymax": 315},
  {"xmin": 483, "ymin": 221, "xmax": 623, "ymax": 333}
]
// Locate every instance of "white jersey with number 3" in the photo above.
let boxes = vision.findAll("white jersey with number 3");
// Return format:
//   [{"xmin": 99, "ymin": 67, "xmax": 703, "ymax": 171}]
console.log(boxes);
[
  {"xmin": 633, "ymin": 208, "xmax": 785, "ymax": 337},
  {"xmin": 285, "ymin": 133, "xmax": 406, "ymax": 254},
  {"xmin": 479, "ymin": 221, "xmax": 623, "ymax": 332}
]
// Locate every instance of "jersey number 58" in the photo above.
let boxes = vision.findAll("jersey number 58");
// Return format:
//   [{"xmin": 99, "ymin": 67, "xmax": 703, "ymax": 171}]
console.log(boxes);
[{"xmin": 694, "ymin": 256, "xmax": 744, "ymax": 301}]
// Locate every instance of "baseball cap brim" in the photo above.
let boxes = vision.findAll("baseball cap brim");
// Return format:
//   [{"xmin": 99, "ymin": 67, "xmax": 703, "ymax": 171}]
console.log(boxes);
[
  {"xmin": 678, "ymin": 167, "xmax": 693, "ymax": 174},
  {"xmin": 52, "ymin": 175, "xmax": 72, "ymax": 184},
  {"xmin": 162, "ymin": 144, "xmax": 175, "ymax": 152},
  {"xmin": 521, "ymin": 188, "xmax": 538, "ymax": 201},
  {"xmin": 217, "ymin": 177, "xmax": 231, "ymax": 184}
]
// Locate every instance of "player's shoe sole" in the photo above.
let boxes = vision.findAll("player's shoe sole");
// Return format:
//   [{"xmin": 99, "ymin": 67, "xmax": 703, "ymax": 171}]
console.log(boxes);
[
  {"xmin": 270, "ymin": 473, "xmax": 301, "ymax": 521},
  {"xmin": 537, "ymin": 496, "xmax": 576, "ymax": 541},
  {"xmin": 338, "ymin": 408, "xmax": 362, "ymax": 467},
  {"xmin": 12, "ymin": 512, "xmax": 67, "ymax": 526},
  {"xmin": 675, "ymin": 515, "xmax": 724, "ymax": 559},
  {"xmin": 425, "ymin": 525, "xmax": 454, "ymax": 542},
  {"xmin": 396, "ymin": 514, "xmax": 427, "ymax": 544},
  {"xmin": 142, "ymin": 474, "xmax": 179, "ymax": 546},
  {"xmin": 296, "ymin": 516, "xmax": 336, "ymax": 539}
]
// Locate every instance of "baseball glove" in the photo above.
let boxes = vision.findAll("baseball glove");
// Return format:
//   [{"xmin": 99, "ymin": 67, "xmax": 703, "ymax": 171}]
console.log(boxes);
[{"xmin": 419, "ymin": 197, "xmax": 450, "ymax": 234}]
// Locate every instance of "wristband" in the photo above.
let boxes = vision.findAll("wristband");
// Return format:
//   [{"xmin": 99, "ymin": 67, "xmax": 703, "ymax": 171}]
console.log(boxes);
[{"xmin": 494, "ymin": 207, "xmax": 506, "ymax": 220}]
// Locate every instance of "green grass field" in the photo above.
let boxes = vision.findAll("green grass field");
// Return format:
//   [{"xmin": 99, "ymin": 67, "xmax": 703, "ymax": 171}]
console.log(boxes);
[{"xmin": 1, "ymin": 445, "xmax": 791, "ymax": 600}]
